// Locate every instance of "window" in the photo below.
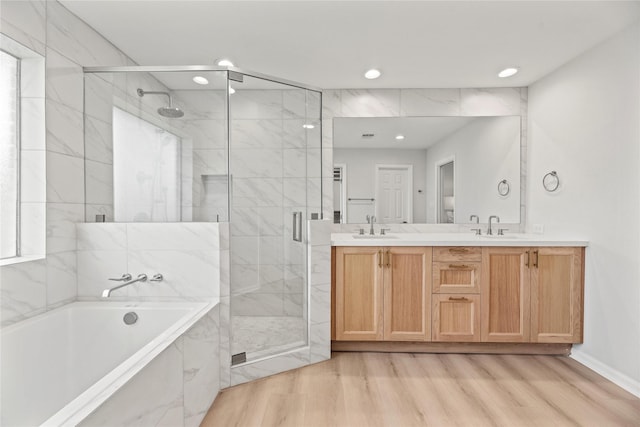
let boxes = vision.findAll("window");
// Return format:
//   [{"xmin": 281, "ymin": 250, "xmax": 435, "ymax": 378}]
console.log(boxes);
[{"xmin": 0, "ymin": 50, "xmax": 20, "ymax": 259}]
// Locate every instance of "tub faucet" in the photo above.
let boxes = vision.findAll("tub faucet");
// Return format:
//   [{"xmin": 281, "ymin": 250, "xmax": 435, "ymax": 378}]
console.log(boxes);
[
  {"xmin": 368, "ymin": 215, "xmax": 376, "ymax": 235},
  {"xmin": 102, "ymin": 274, "xmax": 147, "ymax": 298},
  {"xmin": 488, "ymin": 215, "xmax": 500, "ymax": 235}
]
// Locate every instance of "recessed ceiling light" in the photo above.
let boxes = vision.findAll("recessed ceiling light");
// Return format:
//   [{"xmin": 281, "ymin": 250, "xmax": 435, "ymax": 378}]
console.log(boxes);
[
  {"xmin": 498, "ymin": 67, "xmax": 519, "ymax": 78},
  {"xmin": 364, "ymin": 69, "xmax": 381, "ymax": 79},
  {"xmin": 217, "ymin": 58, "xmax": 234, "ymax": 67},
  {"xmin": 228, "ymin": 87, "xmax": 236, "ymax": 95},
  {"xmin": 192, "ymin": 76, "xmax": 209, "ymax": 85},
  {"xmin": 302, "ymin": 124, "xmax": 315, "ymax": 129},
  {"xmin": 395, "ymin": 134, "xmax": 405, "ymax": 140}
]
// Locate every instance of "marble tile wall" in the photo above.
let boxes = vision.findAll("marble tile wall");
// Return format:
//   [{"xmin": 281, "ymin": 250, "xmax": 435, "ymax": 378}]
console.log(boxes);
[
  {"xmin": 321, "ymin": 88, "xmax": 528, "ymax": 229},
  {"xmin": 0, "ymin": 0, "xmax": 131, "ymax": 327},
  {"xmin": 76, "ymin": 222, "xmax": 223, "ymax": 300},
  {"xmin": 79, "ymin": 304, "xmax": 220, "ymax": 427}
]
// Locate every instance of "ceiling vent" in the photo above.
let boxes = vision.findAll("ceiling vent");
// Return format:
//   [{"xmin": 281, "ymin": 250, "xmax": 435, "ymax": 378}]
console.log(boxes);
[{"xmin": 362, "ymin": 133, "xmax": 375, "ymax": 138}]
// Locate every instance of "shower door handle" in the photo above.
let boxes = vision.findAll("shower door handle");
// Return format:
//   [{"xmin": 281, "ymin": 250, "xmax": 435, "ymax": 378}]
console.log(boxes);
[{"xmin": 292, "ymin": 211, "xmax": 303, "ymax": 242}]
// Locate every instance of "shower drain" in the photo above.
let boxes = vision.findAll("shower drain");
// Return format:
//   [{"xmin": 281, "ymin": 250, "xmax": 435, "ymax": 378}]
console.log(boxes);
[{"xmin": 123, "ymin": 312, "xmax": 138, "ymax": 325}]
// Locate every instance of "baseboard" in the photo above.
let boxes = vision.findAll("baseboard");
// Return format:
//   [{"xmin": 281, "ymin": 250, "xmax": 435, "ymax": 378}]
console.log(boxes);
[
  {"xmin": 570, "ymin": 350, "xmax": 640, "ymax": 398},
  {"xmin": 332, "ymin": 341, "xmax": 572, "ymax": 355}
]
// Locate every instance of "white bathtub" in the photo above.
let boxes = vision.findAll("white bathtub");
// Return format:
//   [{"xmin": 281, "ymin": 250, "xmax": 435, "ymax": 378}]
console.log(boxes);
[{"xmin": 1, "ymin": 300, "xmax": 218, "ymax": 426}]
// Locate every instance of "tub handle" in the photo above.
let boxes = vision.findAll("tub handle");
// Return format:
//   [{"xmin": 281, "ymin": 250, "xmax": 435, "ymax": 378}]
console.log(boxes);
[
  {"xmin": 109, "ymin": 273, "xmax": 132, "ymax": 282},
  {"xmin": 150, "ymin": 273, "xmax": 164, "ymax": 282}
]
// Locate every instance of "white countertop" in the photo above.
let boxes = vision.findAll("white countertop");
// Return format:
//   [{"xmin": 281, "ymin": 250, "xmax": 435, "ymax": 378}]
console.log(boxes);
[{"xmin": 331, "ymin": 233, "xmax": 588, "ymax": 247}]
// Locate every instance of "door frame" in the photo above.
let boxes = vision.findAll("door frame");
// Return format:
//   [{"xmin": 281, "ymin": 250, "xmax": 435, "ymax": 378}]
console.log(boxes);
[
  {"xmin": 434, "ymin": 156, "xmax": 455, "ymax": 223},
  {"xmin": 374, "ymin": 164, "xmax": 413, "ymax": 223}
]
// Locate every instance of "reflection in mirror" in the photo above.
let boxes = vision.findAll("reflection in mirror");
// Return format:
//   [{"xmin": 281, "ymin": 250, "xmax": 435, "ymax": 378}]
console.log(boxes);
[{"xmin": 333, "ymin": 116, "xmax": 521, "ymax": 224}]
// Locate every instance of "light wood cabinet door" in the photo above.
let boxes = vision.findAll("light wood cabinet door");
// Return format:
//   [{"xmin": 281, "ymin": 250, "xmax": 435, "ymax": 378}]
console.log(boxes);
[
  {"xmin": 383, "ymin": 247, "xmax": 431, "ymax": 341},
  {"xmin": 432, "ymin": 294, "xmax": 480, "ymax": 342},
  {"xmin": 531, "ymin": 247, "xmax": 584, "ymax": 343},
  {"xmin": 335, "ymin": 247, "xmax": 384, "ymax": 341},
  {"xmin": 481, "ymin": 247, "xmax": 531, "ymax": 342}
]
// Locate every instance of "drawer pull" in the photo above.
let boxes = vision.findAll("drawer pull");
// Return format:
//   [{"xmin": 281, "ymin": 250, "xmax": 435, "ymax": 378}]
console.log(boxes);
[
  {"xmin": 448, "ymin": 297, "xmax": 469, "ymax": 302},
  {"xmin": 386, "ymin": 250, "xmax": 392, "ymax": 268},
  {"xmin": 525, "ymin": 251, "xmax": 530, "ymax": 268},
  {"xmin": 448, "ymin": 264, "xmax": 470, "ymax": 269},
  {"xmin": 378, "ymin": 250, "xmax": 383, "ymax": 268},
  {"xmin": 533, "ymin": 250, "xmax": 539, "ymax": 268},
  {"xmin": 448, "ymin": 248, "xmax": 469, "ymax": 254}
]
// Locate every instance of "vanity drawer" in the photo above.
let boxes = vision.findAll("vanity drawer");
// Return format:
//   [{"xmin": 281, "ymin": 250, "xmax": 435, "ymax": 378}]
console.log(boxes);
[
  {"xmin": 432, "ymin": 261, "xmax": 481, "ymax": 293},
  {"xmin": 433, "ymin": 246, "xmax": 482, "ymax": 262}
]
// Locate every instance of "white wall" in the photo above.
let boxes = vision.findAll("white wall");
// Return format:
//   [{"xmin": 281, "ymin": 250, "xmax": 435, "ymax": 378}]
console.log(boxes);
[
  {"xmin": 528, "ymin": 23, "xmax": 640, "ymax": 394},
  {"xmin": 425, "ymin": 117, "xmax": 521, "ymax": 224},
  {"xmin": 333, "ymin": 148, "xmax": 427, "ymax": 223}
]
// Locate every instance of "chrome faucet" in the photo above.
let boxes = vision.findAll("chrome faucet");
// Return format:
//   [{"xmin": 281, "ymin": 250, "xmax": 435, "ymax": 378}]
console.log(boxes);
[
  {"xmin": 487, "ymin": 215, "xmax": 500, "ymax": 235},
  {"xmin": 368, "ymin": 215, "xmax": 376, "ymax": 235},
  {"xmin": 470, "ymin": 214, "xmax": 479, "ymax": 224},
  {"xmin": 102, "ymin": 273, "xmax": 147, "ymax": 297}
]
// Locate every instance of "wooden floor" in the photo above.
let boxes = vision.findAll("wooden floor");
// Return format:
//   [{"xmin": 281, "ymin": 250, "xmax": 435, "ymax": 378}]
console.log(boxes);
[{"xmin": 201, "ymin": 352, "xmax": 640, "ymax": 427}]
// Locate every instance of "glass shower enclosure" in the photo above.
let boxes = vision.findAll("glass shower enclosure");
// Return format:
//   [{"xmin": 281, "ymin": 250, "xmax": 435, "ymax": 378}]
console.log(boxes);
[{"xmin": 83, "ymin": 66, "xmax": 322, "ymax": 363}]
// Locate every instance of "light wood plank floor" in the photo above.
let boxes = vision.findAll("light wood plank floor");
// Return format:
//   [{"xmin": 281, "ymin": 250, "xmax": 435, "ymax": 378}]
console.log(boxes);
[{"xmin": 201, "ymin": 352, "xmax": 640, "ymax": 427}]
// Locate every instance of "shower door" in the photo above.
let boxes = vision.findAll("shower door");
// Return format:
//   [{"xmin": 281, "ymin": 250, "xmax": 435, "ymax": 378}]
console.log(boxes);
[{"xmin": 229, "ymin": 73, "xmax": 321, "ymax": 362}]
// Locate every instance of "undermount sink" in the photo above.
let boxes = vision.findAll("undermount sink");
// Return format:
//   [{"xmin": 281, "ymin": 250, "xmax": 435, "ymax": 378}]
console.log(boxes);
[
  {"xmin": 352, "ymin": 234, "xmax": 398, "ymax": 239},
  {"xmin": 479, "ymin": 234, "xmax": 524, "ymax": 239}
]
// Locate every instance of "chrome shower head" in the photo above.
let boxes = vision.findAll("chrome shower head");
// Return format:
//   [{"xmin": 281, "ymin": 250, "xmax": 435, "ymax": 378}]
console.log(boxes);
[{"xmin": 136, "ymin": 88, "xmax": 184, "ymax": 118}]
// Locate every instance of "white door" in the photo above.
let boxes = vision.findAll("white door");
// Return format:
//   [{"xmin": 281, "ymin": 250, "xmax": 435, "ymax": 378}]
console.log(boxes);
[{"xmin": 375, "ymin": 166, "xmax": 412, "ymax": 223}]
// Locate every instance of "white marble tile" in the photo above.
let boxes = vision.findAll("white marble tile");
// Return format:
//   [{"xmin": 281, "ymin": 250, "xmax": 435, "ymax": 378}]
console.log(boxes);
[
  {"xmin": 46, "ymin": 251, "xmax": 77, "ymax": 305},
  {"xmin": 321, "ymin": 148, "xmax": 333, "ymax": 179},
  {"xmin": 232, "ymin": 178, "xmax": 283, "ymax": 208},
  {"xmin": 85, "ymin": 159, "xmax": 113, "ymax": 205},
  {"xmin": 230, "ymin": 349, "xmax": 309, "ymax": 386},
  {"xmin": 76, "ymin": 250, "xmax": 127, "ymax": 298},
  {"xmin": 230, "ymin": 264, "xmax": 259, "ymax": 294},
  {"xmin": 230, "ymin": 207, "xmax": 260, "ymax": 236},
  {"xmin": 283, "ymin": 293, "xmax": 304, "ymax": 316},
  {"xmin": 78, "ymin": 341, "xmax": 184, "ymax": 426},
  {"xmin": 85, "ymin": 116, "xmax": 113, "ymax": 165},
  {"xmin": 77, "ymin": 223, "xmax": 127, "ymax": 251},
  {"xmin": 231, "ymin": 119, "xmax": 283, "ymax": 149},
  {"xmin": 321, "ymin": 177, "xmax": 334, "ymax": 220},
  {"xmin": 21, "ymin": 98, "xmax": 45, "ymax": 150},
  {"xmin": 46, "ymin": 0, "xmax": 127, "ymax": 67},
  {"xmin": 230, "ymin": 236, "xmax": 259, "ymax": 265},
  {"xmin": 258, "ymin": 264, "xmax": 285, "ymax": 293},
  {"xmin": 283, "ymin": 178, "xmax": 307, "ymax": 207},
  {"xmin": 282, "ymin": 119, "xmax": 306, "ymax": 149},
  {"xmin": 341, "ymin": 89, "xmax": 401, "ymax": 117},
  {"xmin": 219, "ymin": 223, "xmax": 230, "ymax": 250},
  {"xmin": 0, "ymin": 1, "xmax": 46, "ymax": 54},
  {"xmin": 46, "ymin": 203, "xmax": 83, "ymax": 254},
  {"xmin": 460, "ymin": 88, "xmax": 522, "ymax": 116},
  {"xmin": 19, "ymin": 202, "xmax": 45, "ymax": 255},
  {"xmin": 45, "ymin": 48, "xmax": 83, "ymax": 112},
  {"xmin": 308, "ymin": 219, "xmax": 331, "ymax": 246},
  {"xmin": 310, "ymin": 283, "xmax": 331, "ymax": 325},
  {"xmin": 219, "ymin": 250, "xmax": 230, "ymax": 298},
  {"xmin": 46, "ymin": 99, "xmax": 84, "ymax": 157},
  {"xmin": 283, "ymin": 89, "xmax": 307, "ymax": 119},
  {"xmin": 231, "ymin": 148, "xmax": 283, "ymax": 178},
  {"xmin": 175, "ymin": 89, "xmax": 227, "ymax": 120},
  {"xmin": 0, "ymin": 259, "xmax": 46, "ymax": 326},
  {"xmin": 84, "ymin": 73, "xmax": 113, "ymax": 123},
  {"xmin": 231, "ymin": 315, "xmax": 305, "ymax": 356},
  {"xmin": 307, "ymin": 91, "xmax": 322, "ymax": 121},
  {"xmin": 305, "ymin": 123, "xmax": 322, "ymax": 150},
  {"xmin": 258, "ymin": 207, "xmax": 285, "ymax": 236},
  {"xmin": 310, "ymin": 245, "xmax": 331, "ymax": 287},
  {"xmin": 400, "ymin": 88, "xmax": 461, "ymax": 116},
  {"xmin": 309, "ymin": 322, "xmax": 331, "ymax": 364},
  {"xmin": 259, "ymin": 236, "xmax": 284, "ymax": 265},
  {"xmin": 46, "ymin": 152, "xmax": 84, "ymax": 203},
  {"xmin": 283, "ymin": 149, "xmax": 307, "ymax": 178},
  {"xmin": 126, "ymin": 223, "xmax": 220, "ymax": 251},
  {"xmin": 321, "ymin": 119, "xmax": 333, "ymax": 149},
  {"xmin": 183, "ymin": 305, "xmax": 219, "ymax": 427},
  {"xmin": 20, "ymin": 150, "xmax": 46, "ymax": 202},
  {"xmin": 231, "ymin": 293, "xmax": 283, "ymax": 316},
  {"xmin": 231, "ymin": 89, "xmax": 283, "ymax": 120},
  {"xmin": 127, "ymin": 250, "xmax": 219, "ymax": 299},
  {"xmin": 322, "ymin": 90, "xmax": 342, "ymax": 119},
  {"xmin": 185, "ymin": 119, "xmax": 227, "ymax": 149},
  {"xmin": 218, "ymin": 296, "xmax": 231, "ymax": 389},
  {"xmin": 21, "ymin": 55, "xmax": 45, "ymax": 98}
]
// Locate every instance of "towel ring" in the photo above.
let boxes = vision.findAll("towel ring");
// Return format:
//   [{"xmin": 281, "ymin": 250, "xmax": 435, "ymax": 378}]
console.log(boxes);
[
  {"xmin": 543, "ymin": 171, "xmax": 560, "ymax": 192},
  {"xmin": 497, "ymin": 179, "xmax": 510, "ymax": 197}
]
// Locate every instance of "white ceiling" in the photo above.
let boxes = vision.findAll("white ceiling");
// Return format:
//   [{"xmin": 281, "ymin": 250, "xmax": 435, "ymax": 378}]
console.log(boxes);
[{"xmin": 61, "ymin": 1, "xmax": 640, "ymax": 89}]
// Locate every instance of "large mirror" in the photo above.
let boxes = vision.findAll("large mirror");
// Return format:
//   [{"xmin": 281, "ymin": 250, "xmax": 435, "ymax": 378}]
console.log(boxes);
[{"xmin": 333, "ymin": 116, "xmax": 521, "ymax": 224}]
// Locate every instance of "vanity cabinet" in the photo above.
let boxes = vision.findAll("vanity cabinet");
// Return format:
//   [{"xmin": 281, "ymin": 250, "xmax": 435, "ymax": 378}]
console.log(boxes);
[
  {"xmin": 481, "ymin": 247, "xmax": 584, "ymax": 343},
  {"xmin": 334, "ymin": 246, "xmax": 431, "ymax": 341}
]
